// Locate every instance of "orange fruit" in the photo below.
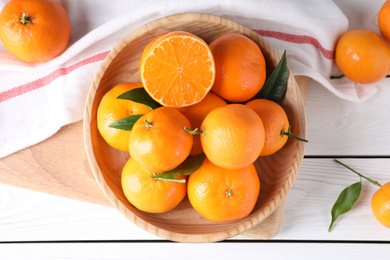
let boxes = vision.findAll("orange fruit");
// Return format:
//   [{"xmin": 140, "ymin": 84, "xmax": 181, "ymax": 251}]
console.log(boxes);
[
  {"xmin": 187, "ymin": 158, "xmax": 260, "ymax": 222},
  {"xmin": 177, "ymin": 92, "xmax": 227, "ymax": 156},
  {"xmin": 209, "ymin": 33, "xmax": 266, "ymax": 103},
  {"xmin": 139, "ymin": 31, "xmax": 215, "ymax": 108},
  {"xmin": 371, "ymin": 181, "xmax": 390, "ymax": 228},
  {"xmin": 129, "ymin": 106, "xmax": 193, "ymax": 173},
  {"xmin": 0, "ymin": 0, "xmax": 71, "ymax": 62},
  {"xmin": 97, "ymin": 83, "xmax": 152, "ymax": 152},
  {"xmin": 199, "ymin": 104, "xmax": 265, "ymax": 169},
  {"xmin": 379, "ymin": 0, "xmax": 390, "ymax": 44},
  {"xmin": 246, "ymin": 99, "xmax": 289, "ymax": 156},
  {"xmin": 121, "ymin": 158, "xmax": 187, "ymax": 213},
  {"xmin": 335, "ymin": 29, "xmax": 390, "ymax": 84}
]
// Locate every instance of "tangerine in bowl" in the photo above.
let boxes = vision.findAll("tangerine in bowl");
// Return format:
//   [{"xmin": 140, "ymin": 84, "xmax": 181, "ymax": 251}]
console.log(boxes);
[{"xmin": 83, "ymin": 13, "xmax": 307, "ymax": 243}]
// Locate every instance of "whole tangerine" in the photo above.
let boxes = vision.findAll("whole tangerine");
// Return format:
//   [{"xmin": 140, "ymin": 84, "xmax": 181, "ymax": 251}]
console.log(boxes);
[
  {"xmin": 335, "ymin": 29, "xmax": 390, "ymax": 84},
  {"xmin": 379, "ymin": 0, "xmax": 390, "ymax": 44},
  {"xmin": 187, "ymin": 158, "xmax": 260, "ymax": 222},
  {"xmin": 0, "ymin": 0, "xmax": 71, "ymax": 62},
  {"xmin": 371, "ymin": 181, "xmax": 390, "ymax": 228},
  {"xmin": 129, "ymin": 107, "xmax": 193, "ymax": 173},
  {"xmin": 198, "ymin": 104, "xmax": 265, "ymax": 169},
  {"xmin": 121, "ymin": 158, "xmax": 187, "ymax": 213},
  {"xmin": 97, "ymin": 83, "xmax": 152, "ymax": 152},
  {"xmin": 209, "ymin": 33, "xmax": 266, "ymax": 103}
]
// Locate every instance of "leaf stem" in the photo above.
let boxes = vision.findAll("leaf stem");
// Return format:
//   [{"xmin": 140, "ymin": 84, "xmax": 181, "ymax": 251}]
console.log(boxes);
[
  {"xmin": 281, "ymin": 126, "xmax": 308, "ymax": 142},
  {"xmin": 184, "ymin": 127, "xmax": 204, "ymax": 135},
  {"xmin": 330, "ymin": 74, "xmax": 345, "ymax": 80},
  {"xmin": 334, "ymin": 159, "xmax": 382, "ymax": 187},
  {"xmin": 152, "ymin": 177, "xmax": 186, "ymax": 183}
]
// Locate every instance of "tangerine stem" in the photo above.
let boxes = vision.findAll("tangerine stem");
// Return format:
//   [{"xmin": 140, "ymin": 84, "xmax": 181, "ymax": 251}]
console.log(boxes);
[
  {"xmin": 225, "ymin": 189, "xmax": 233, "ymax": 197},
  {"xmin": 184, "ymin": 127, "xmax": 204, "ymax": 135},
  {"xmin": 335, "ymin": 159, "xmax": 382, "ymax": 187},
  {"xmin": 20, "ymin": 13, "xmax": 32, "ymax": 24},
  {"xmin": 144, "ymin": 119, "xmax": 153, "ymax": 130},
  {"xmin": 281, "ymin": 126, "xmax": 308, "ymax": 142}
]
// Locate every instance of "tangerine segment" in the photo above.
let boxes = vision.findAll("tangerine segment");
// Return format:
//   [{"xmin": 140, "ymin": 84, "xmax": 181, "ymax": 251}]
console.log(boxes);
[
  {"xmin": 97, "ymin": 83, "xmax": 151, "ymax": 152},
  {"xmin": 140, "ymin": 31, "xmax": 215, "ymax": 107},
  {"xmin": 200, "ymin": 104, "xmax": 265, "ymax": 169},
  {"xmin": 188, "ymin": 158, "xmax": 260, "ymax": 222},
  {"xmin": 122, "ymin": 158, "xmax": 187, "ymax": 213},
  {"xmin": 371, "ymin": 182, "xmax": 390, "ymax": 228},
  {"xmin": 129, "ymin": 107, "xmax": 193, "ymax": 173}
]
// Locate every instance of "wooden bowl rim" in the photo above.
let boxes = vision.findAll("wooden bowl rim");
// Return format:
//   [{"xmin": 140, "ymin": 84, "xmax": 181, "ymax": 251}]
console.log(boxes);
[{"xmin": 83, "ymin": 13, "xmax": 306, "ymax": 243}]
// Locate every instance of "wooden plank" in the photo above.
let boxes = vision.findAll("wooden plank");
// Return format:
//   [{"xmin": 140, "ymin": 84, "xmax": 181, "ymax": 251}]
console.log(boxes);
[
  {"xmin": 305, "ymin": 80, "xmax": 390, "ymax": 156},
  {"xmin": 0, "ymin": 159, "xmax": 389, "ymax": 242},
  {"xmin": 0, "ymin": 242, "xmax": 389, "ymax": 259}
]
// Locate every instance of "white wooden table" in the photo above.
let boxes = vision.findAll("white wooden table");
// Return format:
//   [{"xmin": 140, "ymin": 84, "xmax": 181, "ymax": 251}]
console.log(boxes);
[{"xmin": 0, "ymin": 79, "xmax": 389, "ymax": 259}]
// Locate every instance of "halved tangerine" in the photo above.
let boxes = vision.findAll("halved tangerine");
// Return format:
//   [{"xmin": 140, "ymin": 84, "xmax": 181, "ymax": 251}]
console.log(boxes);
[{"xmin": 140, "ymin": 31, "xmax": 215, "ymax": 107}]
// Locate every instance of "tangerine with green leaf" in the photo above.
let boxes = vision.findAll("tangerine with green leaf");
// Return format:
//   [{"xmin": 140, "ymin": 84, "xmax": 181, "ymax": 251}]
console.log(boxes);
[
  {"xmin": 97, "ymin": 83, "xmax": 152, "ymax": 152},
  {"xmin": 121, "ymin": 158, "xmax": 187, "ymax": 213}
]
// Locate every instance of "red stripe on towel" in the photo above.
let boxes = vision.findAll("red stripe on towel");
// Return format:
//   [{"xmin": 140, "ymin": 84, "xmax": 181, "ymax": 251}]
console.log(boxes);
[{"xmin": 0, "ymin": 50, "xmax": 110, "ymax": 103}]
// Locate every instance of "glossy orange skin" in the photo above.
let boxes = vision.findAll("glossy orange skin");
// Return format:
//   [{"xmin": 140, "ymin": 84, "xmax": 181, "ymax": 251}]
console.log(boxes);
[
  {"xmin": 335, "ymin": 29, "xmax": 390, "ymax": 84},
  {"xmin": 371, "ymin": 181, "xmax": 390, "ymax": 228},
  {"xmin": 188, "ymin": 158, "xmax": 260, "ymax": 222},
  {"xmin": 0, "ymin": 0, "xmax": 71, "ymax": 62},
  {"xmin": 97, "ymin": 83, "xmax": 152, "ymax": 152},
  {"xmin": 200, "ymin": 104, "xmax": 265, "ymax": 169},
  {"xmin": 177, "ymin": 92, "xmax": 227, "ymax": 156},
  {"xmin": 121, "ymin": 158, "xmax": 187, "ymax": 213},
  {"xmin": 209, "ymin": 33, "xmax": 266, "ymax": 103},
  {"xmin": 379, "ymin": 0, "xmax": 390, "ymax": 44},
  {"xmin": 140, "ymin": 31, "xmax": 215, "ymax": 107},
  {"xmin": 246, "ymin": 99, "xmax": 289, "ymax": 156},
  {"xmin": 129, "ymin": 107, "xmax": 193, "ymax": 173}
]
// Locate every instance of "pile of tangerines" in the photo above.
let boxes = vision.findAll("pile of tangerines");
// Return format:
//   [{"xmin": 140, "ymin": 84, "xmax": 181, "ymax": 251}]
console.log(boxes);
[{"xmin": 97, "ymin": 31, "xmax": 305, "ymax": 223}]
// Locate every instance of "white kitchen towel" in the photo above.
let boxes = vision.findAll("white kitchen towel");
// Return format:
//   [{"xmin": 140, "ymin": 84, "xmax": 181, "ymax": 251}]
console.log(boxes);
[{"xmin": 0, "ymin": 0, "xmax": 386, "ymax": 158}]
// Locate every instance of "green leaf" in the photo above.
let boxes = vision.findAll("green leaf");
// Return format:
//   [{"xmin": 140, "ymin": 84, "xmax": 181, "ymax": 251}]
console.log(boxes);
[
  {"xmin": 117, "ymin": 87, "xmax": 161, "ymax": 110},
  {"xmin": 328, "ymin": 181, "xmax": 362, "ymax": 232},
  {"xmin": 153, "ymin": 153, "xmax": 206, "ymax": 182},
  {"xmin": 108, "ymin": 114, "xmax": 143, "ymax": 131},
  {"xmin": 254, "ymin": 50, "xmax": 289, "ymax": 102}
]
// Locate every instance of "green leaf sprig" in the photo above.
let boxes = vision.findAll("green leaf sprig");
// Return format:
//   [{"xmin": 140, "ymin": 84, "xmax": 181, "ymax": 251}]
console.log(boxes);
[
  {"xmin": 152, "ymin": 153, "xmax": 206, "ymax": 183},
  {"xmin": 109, "ymin": 87, "xmax": 161, "ymax": 131},
  {"xmin": 254, "ymin": 50, "xmax": 289, "ymax": 102},
  {"xmin": 328, "ymin": 159, "xmax": 383, "ymax": 232}
]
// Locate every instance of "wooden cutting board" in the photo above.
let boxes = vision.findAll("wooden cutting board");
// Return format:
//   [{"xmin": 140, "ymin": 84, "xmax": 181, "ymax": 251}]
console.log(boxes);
[{"xmin": 0, "ymin": 76, "xmax": 309, "ymax": 239}]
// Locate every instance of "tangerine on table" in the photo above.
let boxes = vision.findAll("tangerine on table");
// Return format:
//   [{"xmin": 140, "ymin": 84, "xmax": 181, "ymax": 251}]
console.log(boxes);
[
  {"xmin": 198, "ymin": 104, "xmax": 265, "ymax": 169},
  {"xmin": 97, "ymin": 83, "xmax": 151, "ymax": 152},
  {"xmin": 379, "ymin": 0, "xmax": 390, "ymax": 44},
  {"xmin": 177, "ymin": 92, "xmax": 227, "ymax": 156},
  {"xmin": 187, "ymin": 158, "xmax": 260, "ymax": 222},
  {"xmin": 0, "ymin": 0, "xmax": 71, "ymax": 62},
  {"xmin": 129, "ymin": 107, "xmax": 193, "ymax": 173},
  {"xmin": 371, "ymin": 181, "xmax": 390, "ymax": 228},
  {"xmin": 121, "ymin": 158, "xmax": 187, "ymax": 214},
  {"xmin": 335, "ymin": 29, "xmax": 390, "ymax": 84},
  {"xmin": 209, "ymin": 32, "xmax": 266, "ymax": 103},
  {"xmin": 246, "ymin": 99, "xmax": 290, "ymax": 156},
  {"xmin": 139, "ymin": 31, "xmax": 215, "ymax": 108}
]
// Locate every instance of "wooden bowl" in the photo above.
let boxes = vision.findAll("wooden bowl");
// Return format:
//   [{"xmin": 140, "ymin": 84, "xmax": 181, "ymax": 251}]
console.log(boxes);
[{"xmin": 84, "ymin": 13, "xmax": 306, "ymax": 243}]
